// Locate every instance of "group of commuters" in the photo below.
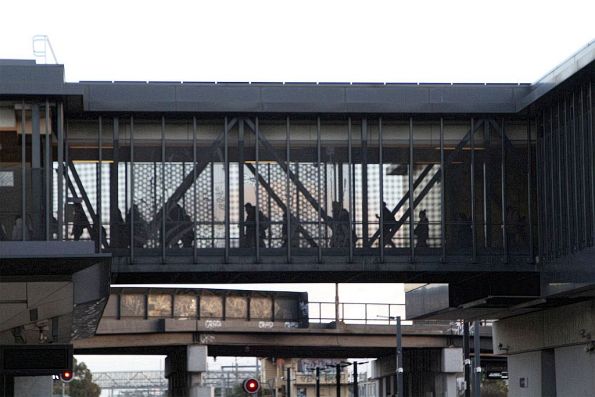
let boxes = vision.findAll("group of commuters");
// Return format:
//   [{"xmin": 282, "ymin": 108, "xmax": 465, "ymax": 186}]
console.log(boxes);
[
  {"xmin": 241, "ymin": 200, "xmax": 430, "ymax": 249},
  {"xmin": 0, "ymin": 199, "xmax": 432, "ymax": 249}
]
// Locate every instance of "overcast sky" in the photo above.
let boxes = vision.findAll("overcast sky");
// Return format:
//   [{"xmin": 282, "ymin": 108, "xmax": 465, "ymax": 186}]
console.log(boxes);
[
  {"xmin": 3, "ymin": 0, "xmax": 593, "ymax": 382},
  {"xmin": 1, "ymin": 1, "xmax": 594, "ymax": 84}
]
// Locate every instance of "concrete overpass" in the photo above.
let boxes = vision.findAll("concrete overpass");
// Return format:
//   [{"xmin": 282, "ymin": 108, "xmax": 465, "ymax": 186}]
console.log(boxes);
[{"xmin": 74, "ymin": 286, "xmax": 494, "ymax": 357}]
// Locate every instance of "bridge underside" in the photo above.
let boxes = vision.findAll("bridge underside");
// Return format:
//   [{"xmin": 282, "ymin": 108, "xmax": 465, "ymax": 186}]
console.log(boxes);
[{"xmin": 112, "ymin": 259, "xmax": 538, "ymax": 284}]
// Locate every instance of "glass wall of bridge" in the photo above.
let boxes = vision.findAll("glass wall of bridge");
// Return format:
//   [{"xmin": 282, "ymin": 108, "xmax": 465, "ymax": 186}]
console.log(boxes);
[
  {"xmin": 0, "ymin": 100, "xmax": 56, "ymax": 242},
  {"xmin": 47, "ymin": 113, "xmax": 537, "ymax": 265}
]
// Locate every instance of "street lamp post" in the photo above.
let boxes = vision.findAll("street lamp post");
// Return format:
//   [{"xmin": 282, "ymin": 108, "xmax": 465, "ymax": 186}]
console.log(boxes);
[
  {"xmin": 336, "ymin": 363, "xmax": 341, "ymax": 397},
  {"xmin": 377, "ymin": 314, "xmax": 403, "ymax": 396},
  {"xmin": 395, "ymin": 316, "xmax": 403, "ymax": 397},
  {"xmin": 315, "ymin": 367, "xmax": 321, "ymax": 397}
]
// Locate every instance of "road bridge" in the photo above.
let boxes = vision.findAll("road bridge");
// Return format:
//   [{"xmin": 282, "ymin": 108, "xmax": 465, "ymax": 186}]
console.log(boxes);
[{"xmin": 74, "ymin": 287, "xmax": 493, "ymax": 357}]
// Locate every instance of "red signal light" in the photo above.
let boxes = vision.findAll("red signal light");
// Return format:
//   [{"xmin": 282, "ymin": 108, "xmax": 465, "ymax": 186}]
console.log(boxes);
[
  {"xmin": 60, "ymin": 370, "xmax": 74, "ymax": 382},
  {"xmin": 243, "ymin": 378, "xmax": 260, "ymax": 394}
]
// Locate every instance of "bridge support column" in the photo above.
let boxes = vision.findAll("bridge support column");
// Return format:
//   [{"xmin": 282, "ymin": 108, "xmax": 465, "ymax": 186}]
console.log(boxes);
[
  {"xmin": 165, "ymin": 345, "xmax": 211, "ymax": 397},
  {"xmin": 372, "ymin": 347, "xmax": 463, "ymax": 397},
  {"xmin": 493, "ymin": 299, "xmax": 595, "ymax": 397}
]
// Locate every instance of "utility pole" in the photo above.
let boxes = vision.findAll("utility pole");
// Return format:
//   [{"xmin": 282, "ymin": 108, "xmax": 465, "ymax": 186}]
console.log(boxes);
[
  {"xmin": 473, "ymin": 321, "xmax": 481, "ymax": 397},
  {"xmin": 353, "ymin": 362, "xmax": 358, "ymax": 397},
  {"xmin": 286, "ymin": 367, "xmax": 291, "ymax": 397},
  {"xmin": 463, "ymin": 322, "xmax": 471, "ymax": 397},
  {"xmin": 315, "ymin": 367, "xmax": 321, "ymax": 397},
  {"xmin": 336, "ymin": 363, "xmax": 341, "ymax": 397},
  {"xmin": 395, "ymin": 316, "xmax": 403, "ymax": 397}
]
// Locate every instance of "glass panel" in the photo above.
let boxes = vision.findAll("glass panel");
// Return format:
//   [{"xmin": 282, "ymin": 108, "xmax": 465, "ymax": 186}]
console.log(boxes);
[
  {"xmin": 379, "ymin": 120, "xmax": 410, "ymax": 251},
  {"xmin": 164, "ymin": 119, "xmax": 194, "ymax": 251},
  {"xmin": 174, "ymin": 295, "xmax": 197, "ymax": 318},
  {"xmin": 0, "ymin": 102, "xmax": 23, "ymax": 241},
  {"xmin": 257, "ymin": 118, "xmax": 287, "ymax": 253},
  {"xmin": 225, "ymin": 296, "xmax": 247, "ymax": 319},
  {"xmin": 506, "ymin": 118, "xmax": 531, "ymax": 256},
  {"xmin": 250, "ymin": 296, "xmax": 273, "ymax": 320},
  {"xmin": 274, "ymin": 298, "xmax": 297, "ymax": 321},
  {"xmin": 412, "ymin": 121, "xmax": 442, "ymax": 254},
  {"xmin": 120, "ymin": 294, "xmax": 145, "ymax": 317},
  {"xmin": 200, "ymin": 294, "xmax": 223, "ymax": 318},
  {"xmin": 444, "ymin": 120, "xmax": 472, "ymax": 256},
  {"xmin": 132, "ymin": 119, "xmax": 162, "ymax": 254},
  {"xmin": 147, "ymin": 293, "xmax": 172, "ymax": 317}
]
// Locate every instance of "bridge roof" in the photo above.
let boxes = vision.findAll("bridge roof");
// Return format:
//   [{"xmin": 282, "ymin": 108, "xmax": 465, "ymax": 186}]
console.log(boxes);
[{"xmin": 1, "ymin": 41, "xmax": 593, "ymax": 114}]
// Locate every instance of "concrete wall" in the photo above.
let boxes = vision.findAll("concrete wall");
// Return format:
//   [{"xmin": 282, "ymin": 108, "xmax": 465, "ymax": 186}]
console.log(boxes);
[
  {"xmin": 493, "ymin": 299, "xmax": 595, "ymax": 355},
  {"xmin": 507, "ymin": 351, "xmax": 544, "ymax": 397},
  {"xmin": 555, "ymin": 344, "xmax": 595, "ymax": 396},
  {"xmin": 13, "ymin": 376, "xmax": 52, "ymax": 397}
]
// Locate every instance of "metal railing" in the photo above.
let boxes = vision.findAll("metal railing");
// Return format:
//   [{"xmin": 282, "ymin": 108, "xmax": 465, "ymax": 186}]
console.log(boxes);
[{"xmin": 308, "ymin": 302, "xmax": 405, "ymax": 325}]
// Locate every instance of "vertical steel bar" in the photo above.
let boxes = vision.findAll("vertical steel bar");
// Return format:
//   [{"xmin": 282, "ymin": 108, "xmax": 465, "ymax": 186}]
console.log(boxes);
[
  {"xmin": 470, "ymin": 118, "xmax": 477, "ymax": 262},
  {"xmin": 129, "ymin": 116, "xmax": 134, "ymax": 261},
  {"xmin": 97, "ymin": 116, "xmax": 103, "ymax": 252},
  {"xmin": 550, "ymin": 108, "xmax": 557, "ymax": 256},
  {"xmin": 541, "ymin": 111, "xmax": 549, "ymax": 258},
  {"xmin": 564, "ymin": 98, "xmax": 572, "ymax": 252},
  {"xmin": 21, "ymin": 100, "xmax": 26, "ymax": 240},
  {"xmin": 286, "ymin": 116, "xmax": 292, "ymax": 263},
  {"xmin": 580, "ymin": 86, "xmax": 588, "ymax": 245},
  {"xmin": 57, "ymin": 102, "xmax": 64, "ymax": 240},
  {"xmin": 193, "ymin": 116, "xmax": 198, "ymax": 263},
  {"xmin": 317, "ymin": 117, "xmax": 322, "ymax": 263},
  {"xmin": 572, "ymin": 92, "xmax": 580, "ymax": 248},
  {"xmin": 379, "ymin": 117, "xmax": 384, "ymax": 261},
  {"xmin": 353, "ymin": 362, "xmax": 358, "ymax": 397},
  {"xmin": 286, "ymin": 367, "xmax": 291, "ymax": 397},
  {"xmin": 396, "ymin": 316, "xmax": 403, "ymax": 397},
  {"xmin": 335, "ymin": 364, "xmax": 341, "ymax": 397},
  {"xmin": 45, "ymin": 99, "xmax": 51, "ymax": 240},
  {"xmin": 315, "ymin": 367, "xmax": 320, "ymax": 397},
  {"xmin": 255, "ymin": 117, "xmax": 261, "ymax": 262},
  {"xmin": 409, "ymin": 117, "xmax": 414, "ymax": 262},
  {"xmin": 268, "ymin": 164, "xmax": 272, "ymax": 247},
  {"xmin": 161, "ymin": 116, "xmax": 166, "ymax": 262},
  {"xmin": 348, "ymin": 118, "xmax": 354, "ymax": 262},
  {"xmin": 501, "ymin": 119, "xmax": 508, "ymax": 263},
  {"xmin": 31, "ymin": 103, "xmax": 40, "ymax": 238},
  {"xmin": 473, "ymin": 321, "xmax": 481, "ymax": 397},
  {"xmin": 210, "ymin": 161, "xmax": 215, "ymax": 248},
  {"xmin": 463, "ymin": 321, "xmax": 471, "ymax": 397},
  {"xmin": 527, "ymin": 116, "xmax": 534, "ymax": 262},
  {"xmin": 535, "ymin": 114, "xmax": 543, "ymax": 258},
  {"xmin": 224, "ymin": 117, "xmax": 230, "ymax": 262},
  {"xmin": 440, "ymin": 118, "xmax": 446, "ymax": 262},
  {"xmin": 361, "ymin": 118, "xmax": 369, "ymax": 248},
  {"xmin": 589, "ymin": 82, "xmax": 595, "ymax": 245},
  {"xmin": 239, "ymin": 120, "xmax": 245, "ymax": 247},
  {"xmin": 557, "ymin": 102, "xmax": 564, "ymax": 254},
  {"xmin": 483, "ymin": 122, "xmax": 489, "ymax": 248}
]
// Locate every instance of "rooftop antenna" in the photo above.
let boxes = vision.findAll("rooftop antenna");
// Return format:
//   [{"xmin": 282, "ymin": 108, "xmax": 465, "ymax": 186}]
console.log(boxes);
[{"xmin": 32, "ymin": 35, "xmax": 58, "ymax": 64}]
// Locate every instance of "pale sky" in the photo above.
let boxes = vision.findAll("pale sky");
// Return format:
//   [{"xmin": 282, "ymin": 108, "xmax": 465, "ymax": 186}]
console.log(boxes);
[
  {"xmin": 1, "ymin": 1, "xmax": 594, "ymax": 84},
  {"xmin": 3, "ymin": 0, "xmax": 593, "ymax": 383}
]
